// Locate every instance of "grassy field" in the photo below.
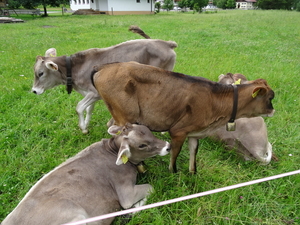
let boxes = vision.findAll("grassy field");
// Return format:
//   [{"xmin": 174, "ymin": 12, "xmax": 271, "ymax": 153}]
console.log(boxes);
[{"xmin": 0, "ymin": 9, "xmax": 300, "ymax": 224}]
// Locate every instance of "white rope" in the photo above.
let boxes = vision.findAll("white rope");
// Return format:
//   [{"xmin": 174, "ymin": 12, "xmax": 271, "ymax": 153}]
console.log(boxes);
[{"xmin": 63, "ymin": 170, "xmax": 300, "ymax": 225}]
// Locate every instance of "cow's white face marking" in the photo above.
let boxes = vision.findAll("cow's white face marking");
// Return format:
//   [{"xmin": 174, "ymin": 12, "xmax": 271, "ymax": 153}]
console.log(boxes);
[
  {"xmin": 159, "ymin": 142, "xmax": 171, "ymax": 156},
  {"xmin": 32, "ymin": 87, "xmax": 44, "ymax": 95}
]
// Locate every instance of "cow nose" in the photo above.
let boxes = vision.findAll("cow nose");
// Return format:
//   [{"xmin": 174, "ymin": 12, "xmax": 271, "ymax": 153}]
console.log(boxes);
[
  {"xmin": 32, "ymin": 90, "xmax": 37, "ymax": 94},
  {"xmin": 166, "ymin": 143, "xmax": 171, "ymax": 152}
]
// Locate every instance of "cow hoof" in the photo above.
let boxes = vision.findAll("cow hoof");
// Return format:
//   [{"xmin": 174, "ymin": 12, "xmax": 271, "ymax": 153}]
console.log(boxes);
[{"xmin": 82, "ymin": 129, "xmax": 89, "ymax": 134}]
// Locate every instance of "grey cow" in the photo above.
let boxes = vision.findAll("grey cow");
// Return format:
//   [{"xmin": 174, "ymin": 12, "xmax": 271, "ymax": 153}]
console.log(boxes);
[
  {"xmin": 210, "ymin": 73, "xmax": 273, "ymax": 164},
  {"xmin": 32, "ymin": 26, "xmax": 177, "ymax": 134},
  {"xmin": 2, "ymin": 124, "xmax": 170, "ymax": 225}
]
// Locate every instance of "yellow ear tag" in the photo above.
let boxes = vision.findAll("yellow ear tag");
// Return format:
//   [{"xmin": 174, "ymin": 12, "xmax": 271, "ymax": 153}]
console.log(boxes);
[
  {"xmin": 116, "ymin": 130, "xmax": 121, "ymax": 135},
  {"xmin": 121, "ymin": 155, "xmax": 128, "ymax": 164},
  {"xmin": 50, "ymin": 53, "xmax": 55, "ymax": 57},
  {"xmin": 252, "ymin": 89, "xmax": 260, "ymax": 98},
  {"xmin": 234, "ymin": 79, "xmax": 241, "ymax": 85}
]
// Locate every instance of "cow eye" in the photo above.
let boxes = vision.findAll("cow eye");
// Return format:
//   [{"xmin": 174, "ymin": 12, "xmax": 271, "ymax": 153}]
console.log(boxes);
[
  {"xmin": 139, "ymin": 144, "xmax": 147, "ymax": 149},
  {"xmin": 38, "ymin": 72, "xmax": 44, "ymax": 77}
]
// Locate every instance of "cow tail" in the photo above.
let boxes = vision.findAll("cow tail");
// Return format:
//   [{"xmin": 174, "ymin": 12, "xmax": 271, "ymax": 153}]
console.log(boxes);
[{"xmin": 129, "ymin": 25, "xmax": 151, "ymax": 39}]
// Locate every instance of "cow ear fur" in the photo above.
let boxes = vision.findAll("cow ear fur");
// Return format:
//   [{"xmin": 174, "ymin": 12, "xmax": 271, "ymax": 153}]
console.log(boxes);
[
  {"xmin": 45, "ymin": 61, "xmax": 59, "ymax": 71},
  {"xmin": 45, "ymin": 48, "xmax": 57, "ymax": 57},
  {"xmin": 108, "ymin": 125, "xmax": 123, "ymax": 136},
  {"xmin": 36, "ymin": 56, "xmax": 44, "ymax": 62},
  {"xmin": 252, "ymin": 87, "xmax": 267, "ymax": 98},
  {"xmin": 116, "ymin": 137, "xmax": 131, "ymax": 165}
]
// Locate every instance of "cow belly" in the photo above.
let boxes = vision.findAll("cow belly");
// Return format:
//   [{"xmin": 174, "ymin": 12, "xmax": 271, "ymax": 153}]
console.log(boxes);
[{"xmin": 187, "ymin": 129, "xmax": 213, "ymax": 139}]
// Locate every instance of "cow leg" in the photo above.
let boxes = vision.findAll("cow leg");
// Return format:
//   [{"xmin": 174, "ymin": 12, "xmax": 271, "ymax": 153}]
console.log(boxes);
[
  {"xmin": 117, "ymin": 184, "xmax": 152, "ymax": 210},
  {"xmin": 65, "ymin": 215, "xmax": 87, "ymax": 224},
  {"xmin": 188, "ymin": 137, "xmax": 199, "ymax": 174},
  {"xmin": 169, "ymin": 134, "xmax": 187, "ymax": 173},
  {"xmin": 84, "ymin": 103, "xmax": 95, "ymax": 129},
  {"xmin": 76, "ymin": 93, "xmax": 100, "ymax": 134}
]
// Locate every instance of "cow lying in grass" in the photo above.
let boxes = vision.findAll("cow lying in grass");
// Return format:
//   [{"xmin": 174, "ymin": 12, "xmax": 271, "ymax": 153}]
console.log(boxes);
[
  {"xmin": 32, "ymin": 26, "xmax": 177, "ymax": 134},
  {"xmin": 209, "ymin": 73, "xmax": 273, "ymax": 164},
  {"xmin": 92, "ymin": 62, "xmax": 275, "ymax": 173},
  {"xmin": 2, "ymin": 123, "xmax": 170, "ymax": 225}
]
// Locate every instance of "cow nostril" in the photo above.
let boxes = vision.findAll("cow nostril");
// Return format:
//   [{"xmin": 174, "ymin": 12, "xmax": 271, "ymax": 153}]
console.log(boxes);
[{"xmin": 33, "ymin": 90, "xmax": 37, "ymax": 94}]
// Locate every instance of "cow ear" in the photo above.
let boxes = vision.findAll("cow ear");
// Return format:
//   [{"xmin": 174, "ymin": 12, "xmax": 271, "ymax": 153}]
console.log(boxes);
[
  {"xmin": 108, "ymin": 125, "xmax": 123, "ymax": 136},
  {"xmin": 36, "ymin": 56, "xmax": 44, "ymax": 62},
  {"xmin": 252, "ymin": 87, "xmax": 267, "ymax": 98},
  {"xmin": 45, "ymin": 61, "xmax": 59, "ymax": 71},
  {"xmin": 218, "ymin": 74, "xmax": 225, "ymax": 81},
  {"xmin": 45, "ymin": 48, "xmax": 57, "ymax": 57},
  {"xmin": 116, "ymin": 137, "xmax": 131, "ymax": 165}
]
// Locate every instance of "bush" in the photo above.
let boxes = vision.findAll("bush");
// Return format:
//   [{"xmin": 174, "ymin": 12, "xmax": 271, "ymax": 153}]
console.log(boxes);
[
  {"xmin": 7, "ymin": 0, "xmax": 21, "ymax": 9},
  {"xmin": 155, "ymin": 2, "xmax": 161, "ymax": 13},
  {"xmin": 296, "ymin": 2, "xmax": 300, "ymax": 11}
]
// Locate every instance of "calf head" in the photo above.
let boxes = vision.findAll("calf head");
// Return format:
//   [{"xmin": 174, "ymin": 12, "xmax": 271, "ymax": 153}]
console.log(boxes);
[
  {"xmin": 32, "ymin": 48, "xmax": 63, "ymax": 95},
  {"xmin": 218, "ymin": 73, "xmax": 248, "ymax": 85},
  {"xmin": 219, "ymin": 74, "xmax": 275, "ymax": 118},
  {"xmin": 240, "ymin": 79, "xmax": 275, "ymax": 118},
  {"xmin": 108, "ymin": 123, "xmax": 171, "ymax": 165}
]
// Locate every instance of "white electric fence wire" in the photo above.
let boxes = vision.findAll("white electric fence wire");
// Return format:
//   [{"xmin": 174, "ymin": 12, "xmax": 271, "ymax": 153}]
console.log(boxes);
[{"xmin": 63, "ymin": 169, "xmax": 300, "ymax": 225}]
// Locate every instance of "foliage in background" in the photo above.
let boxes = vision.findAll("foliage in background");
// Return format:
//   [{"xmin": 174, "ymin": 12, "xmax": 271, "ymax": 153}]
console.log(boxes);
[
  {"xmin": 162, "ymin": 0, "xmax": 174, "ymax": 11},
  {"xmin": 297, "ymin": 1, "xmax": 300, "ymax": 11},
  {"xmin": 194, "ymin": 0, "xmax": 209, "ymax": 11},
  {"xmin": 154, "ymin": 1, "xmax": 161, "ymax": 13},
  {"xmin": 0, "ymin": 10, "xmax": 300, "ymax": 225},
  {"xmin": 257, "ymin": 0, "xmax": 295, "ymax": 9},
  {"xmin": 7, "ymin": 0, "xmax": 69, "ymax": 16},
  {"xmin": 211, "ymin": 0, "xmax": 299, "ymax": 10},
  {"xmin": 213, "ymin": 0, "xmax": 226, "ymax": 9},
  {"xmin": 225, "ymin": 0, "xmax": 236, "ymax": 9},
  {"xmin": 293, "ymin": 0, "xmax": 300, "ymax": 10},
  {"xmin": 7, "ymin": 0, "xmax": 21, "ymax": 9}
]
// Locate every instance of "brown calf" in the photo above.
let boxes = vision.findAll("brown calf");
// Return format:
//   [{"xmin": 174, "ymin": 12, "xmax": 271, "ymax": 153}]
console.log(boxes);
[{"xmin": 92, "ymin": 62, "xmax": 275, "ymax": 173}]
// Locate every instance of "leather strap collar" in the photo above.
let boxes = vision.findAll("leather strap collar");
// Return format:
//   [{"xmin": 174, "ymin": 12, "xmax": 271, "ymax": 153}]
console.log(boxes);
[
  {"xmin": 66, "ymin": 56, "xmax": 73, "ymax": 94},
  {"xmin": 226, "ymin": 85, "xmax": 238, "ymax": 131}
]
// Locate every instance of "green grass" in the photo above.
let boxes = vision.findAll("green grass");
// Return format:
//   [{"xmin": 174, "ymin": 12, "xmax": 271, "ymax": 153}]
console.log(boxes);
[{"xmin": 1, "ymin": 10, "xmax": 300, "ymax": 224}]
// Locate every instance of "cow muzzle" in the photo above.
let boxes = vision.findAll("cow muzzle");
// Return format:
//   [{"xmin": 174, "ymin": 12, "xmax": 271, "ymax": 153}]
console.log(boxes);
[
  {"xmin": 32, "ymin": 88, "xmax": 44, "ymax": 95},
  {"xmin": 159, "ymin": 142, "xmax": 171, "ymax": 156},
  {"xmin": 267, "ymin": 109, "xmax": 275, "ymax": 117}
]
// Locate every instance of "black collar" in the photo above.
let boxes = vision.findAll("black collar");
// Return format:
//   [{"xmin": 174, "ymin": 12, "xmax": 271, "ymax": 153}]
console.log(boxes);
[
  {"xmin": 66, "ymin": 56, "xmax": 73, "ymax": 94},
  {"xmin": 226, "ymin": 85, "xmax": 238, "ymax": 131}
]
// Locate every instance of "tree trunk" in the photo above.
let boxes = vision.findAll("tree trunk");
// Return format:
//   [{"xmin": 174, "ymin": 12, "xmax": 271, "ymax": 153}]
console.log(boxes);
[{"xmin": 43, "ymin": 4, "xmax": 48, "ymax": 16}]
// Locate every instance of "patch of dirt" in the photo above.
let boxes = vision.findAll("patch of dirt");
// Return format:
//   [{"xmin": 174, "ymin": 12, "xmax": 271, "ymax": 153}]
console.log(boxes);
[
  {"xmin": 42, "ymin": 25, "xmax": 56, "ymax": 28},
  {"xmin": 72, "ymin": 9, "xmax": 101, "ymax": 15}
]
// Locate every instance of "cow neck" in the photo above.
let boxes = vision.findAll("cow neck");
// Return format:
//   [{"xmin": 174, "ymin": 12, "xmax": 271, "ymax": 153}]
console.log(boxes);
[
  {"xmin": 107, "ymin": 138, "xmax": 140, "ymax": 170},
  {"xmin": 65, "ymin": 56, "xmax": 73, "ymax": 94},
  {"xmin": 226, "ymin": 84, "xmax": 238, "ymax": 131}
]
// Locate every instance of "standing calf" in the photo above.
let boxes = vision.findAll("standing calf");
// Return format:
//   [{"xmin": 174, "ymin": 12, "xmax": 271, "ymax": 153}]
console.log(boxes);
[
  {"xmin": 32, "ymin": 26, "xmax": 177, "ymax": 134},
  {"xmin": 92, "ymin": 62, "xmax": 275, "ymax": 173},
  {"xmin": 2, "ymin": 124, "xmax": 170, "ymax": 225},
  {"xmin": 209, "ymin": 73, "xmax": 273, "ymax": 164}
]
